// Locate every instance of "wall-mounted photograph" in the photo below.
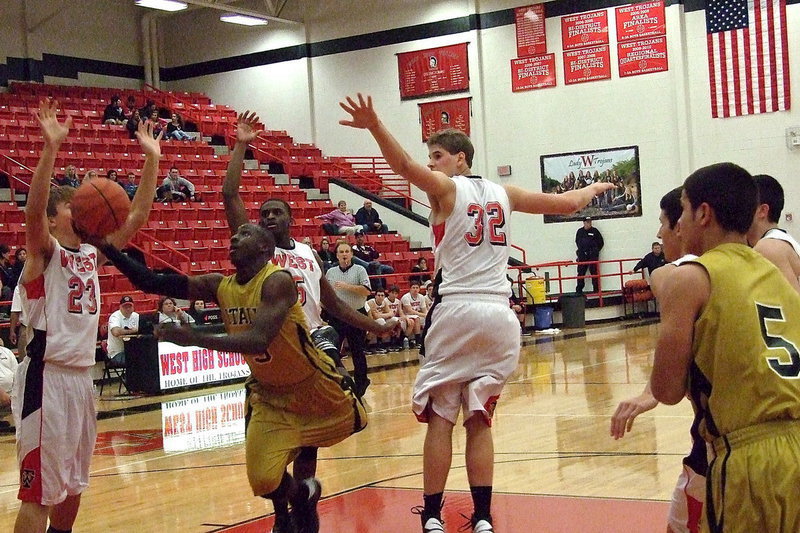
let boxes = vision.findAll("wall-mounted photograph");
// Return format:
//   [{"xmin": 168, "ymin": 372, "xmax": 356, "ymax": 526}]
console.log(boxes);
[{"xmin": 540, "ymin": 145, "xmax": 641, "ymax": 223}]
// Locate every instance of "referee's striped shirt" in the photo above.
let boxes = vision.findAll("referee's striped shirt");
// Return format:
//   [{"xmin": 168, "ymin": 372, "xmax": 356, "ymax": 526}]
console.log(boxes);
[{"xmin": 324, "ymin": 262, "xmax": 371, "ymax": 310}]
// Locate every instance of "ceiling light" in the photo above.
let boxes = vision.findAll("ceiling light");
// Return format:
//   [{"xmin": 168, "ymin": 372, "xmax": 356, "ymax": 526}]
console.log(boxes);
[
  {"xmin": 220, "ymin": 14, "xmax": 269, "ymax": 26},
  {"xmin": 135, "ymin": 0, "xmax": 188, "ymax": 12}
]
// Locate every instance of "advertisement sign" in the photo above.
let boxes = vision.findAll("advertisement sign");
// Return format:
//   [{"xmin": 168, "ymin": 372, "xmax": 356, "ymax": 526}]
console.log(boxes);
[
  {"xmin": 563, "ymin": 45, "xmax": 611, "ymax": 85},
  {"xmin": 540, "ymin": 145, "xmax": 642, "ymax": 223},
  {"xmin": 162, "ymin": 389, "xmax": 246, "ymax": 452},
  {"xmin": 418, "ymin": 97, "xmax": 471, "ymax": 141},
  {"xmin": 398, "ymin": 43, "xmax": 470, "ymax": 99},
  {"xmin": 515, "ymin": 5, "xmax": 547, "ymax": 57},
  {"xmin": 561, "ymin": 10, "xmax": 609, "ymax": 50},
  {"xmin": 615, "ymin": 1, "xmax": 666, "ymax": 42},
  {"xmin": 618, "ymin": 36, "xmax": 668, "ymax": 77},
  {"xmin": 158, "ymin": 341, "xmax": 250, "ymax": 390},
  {"xmin": 511, "ymin": 54, "xmax": 557, "ymax": 92}
]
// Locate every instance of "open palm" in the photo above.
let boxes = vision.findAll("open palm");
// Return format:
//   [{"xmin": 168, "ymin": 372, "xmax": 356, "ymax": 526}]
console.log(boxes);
[
  {"xmin": 236, "ymin": 111, "xmax": 261, "ymax": 143},
  {"xmin": 36, "ymin": 99, "xmax": 71, "ymax": 146},
  {"xmin": 339, "ymin": 94, "xmax": 378, "ymax": 130}
]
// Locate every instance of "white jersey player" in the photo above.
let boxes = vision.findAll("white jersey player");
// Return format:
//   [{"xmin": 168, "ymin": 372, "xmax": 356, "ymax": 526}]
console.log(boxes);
[{"xmin": 339, "ymin": 93, "xmax": 612, "ymax": 533}]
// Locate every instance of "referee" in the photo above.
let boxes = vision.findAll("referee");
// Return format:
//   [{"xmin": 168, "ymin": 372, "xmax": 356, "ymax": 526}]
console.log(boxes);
[{"xmin": 325, "ymin": 241, "xmax": 372, "ymax": 397}]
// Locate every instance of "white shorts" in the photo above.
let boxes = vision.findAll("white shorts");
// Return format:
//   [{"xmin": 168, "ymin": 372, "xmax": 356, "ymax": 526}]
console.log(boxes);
[
  {"xmin": 412, "ymin": 294, "xmax": 520, "ymax": 426},
  {"xmin": 12, "ymin": 359, "xmax": 97, "ymax": 506},
  {"xmin": 667, "ymin": 463, "xmax": 705, "ymax": 533}
]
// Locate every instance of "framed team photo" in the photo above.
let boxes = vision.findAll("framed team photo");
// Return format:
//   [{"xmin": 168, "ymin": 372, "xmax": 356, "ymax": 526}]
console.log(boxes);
[{"xmin": 540, "ymin": 145, "xmax": 642, "ymax": 223}]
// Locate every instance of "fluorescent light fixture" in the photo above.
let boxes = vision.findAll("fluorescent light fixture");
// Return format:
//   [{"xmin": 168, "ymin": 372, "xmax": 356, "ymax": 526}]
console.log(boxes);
[
  {"xmin": 220, "ymin": 14, "xmax": 269, "ymax": 26},
  {"xmin": 135, "ymin": 0, "xmax": 188, "ymax": 12}
]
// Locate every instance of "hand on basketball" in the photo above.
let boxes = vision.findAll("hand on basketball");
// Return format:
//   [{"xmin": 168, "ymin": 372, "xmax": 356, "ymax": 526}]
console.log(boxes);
[
  {"xmin": 609, "ymin": 392, "xmax": 659, "ymax": 439},
  {"xmin": 35, "ymin": 99, "xmax": 72, "ymax": 147},
  {"xmin": 155, "ymin": 323, "xmax": 196, "ymax": 346},
  {"xmin": 339, "ymin": 94, "xmax": 379, "ymax": 130},
  {"xmin": 235, "ymin": 111, "xmax": 261, "ymax": 144},
  {"xmin": 136, "ymin": 121, "xmax": 163, "ymax": 158}
]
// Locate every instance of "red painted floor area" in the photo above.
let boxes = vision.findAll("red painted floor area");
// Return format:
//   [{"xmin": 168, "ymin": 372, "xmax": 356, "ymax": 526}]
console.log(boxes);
[{"xmin": 218, "ymin": 487, "xmax": 669, "ymax": 532}]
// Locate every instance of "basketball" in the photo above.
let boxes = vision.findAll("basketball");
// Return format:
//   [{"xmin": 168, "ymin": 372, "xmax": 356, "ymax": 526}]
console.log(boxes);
[{"xmin": 71, "ymin": 178, "xmax": 131, "ymax": 238}]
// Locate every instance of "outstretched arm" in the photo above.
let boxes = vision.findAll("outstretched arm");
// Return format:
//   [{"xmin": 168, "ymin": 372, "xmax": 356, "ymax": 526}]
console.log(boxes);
[
  {"xmin": 222, "ymin": 111, "xmax": 261, "ymax": 235},
  {"xmin": 22, "ymin": 100, "xmax": 72, "ymax": 285},
  {"xmin": 505, "ymin": 182, "xmax": 615, "ymax": 215},
  {"xmin": 339, "ymin": 94, "xmax": 453, "ymax": 199},
  {"xmin": 319, "ymin": 276, "xmax": 393, "ymax": 334}
]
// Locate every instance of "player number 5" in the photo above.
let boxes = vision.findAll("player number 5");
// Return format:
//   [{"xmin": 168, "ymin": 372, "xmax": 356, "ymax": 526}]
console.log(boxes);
[{"xmin": 757, "ymin": 303, "xmax": 800, "ymax": 378}]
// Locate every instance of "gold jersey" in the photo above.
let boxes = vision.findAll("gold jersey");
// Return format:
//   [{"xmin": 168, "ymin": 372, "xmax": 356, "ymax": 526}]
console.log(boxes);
[
  {"xmin": 689, "ymin": 243, "xmax": 800, "ymax": 441},
  {"xmin": 216, "ymin": 262, "xmax": 349, "ymax": 415}
]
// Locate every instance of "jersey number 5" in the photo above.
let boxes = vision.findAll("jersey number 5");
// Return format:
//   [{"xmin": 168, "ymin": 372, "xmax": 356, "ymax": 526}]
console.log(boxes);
[
  {"xmin": 464, "ymin": 202, "xmax": 507, "ymax": 247},
  {"xmin": 757, "ymin": 303, "xmax": 800, "ymax": 378}
]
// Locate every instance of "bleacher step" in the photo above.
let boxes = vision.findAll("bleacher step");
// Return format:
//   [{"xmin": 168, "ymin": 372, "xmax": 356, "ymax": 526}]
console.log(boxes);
[
  {"xmin": 214, "ymin": 145, "xmax": 230, "ymax": 157},
  {"xmin": 243, "ymin": 159, "xmax": 259, "ymax": 170},
  {"xmin": 305, "ymin": 189, "xmax": 328, "ymax": 201}
]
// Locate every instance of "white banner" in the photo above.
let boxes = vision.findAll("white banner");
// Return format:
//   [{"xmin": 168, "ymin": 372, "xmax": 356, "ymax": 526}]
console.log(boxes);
[
  {"xmin": 161, "ymin": 389, "xmax": 246, "ymax": 452},
  {"xmin": 158, "ymin": 341, "xmax": 250, "ymax": 390}
]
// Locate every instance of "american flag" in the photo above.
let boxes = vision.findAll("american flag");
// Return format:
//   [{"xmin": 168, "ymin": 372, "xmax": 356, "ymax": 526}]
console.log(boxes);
[{"xmin": 706, "ymin": 0, "xmax": 790, "ymax": 118}]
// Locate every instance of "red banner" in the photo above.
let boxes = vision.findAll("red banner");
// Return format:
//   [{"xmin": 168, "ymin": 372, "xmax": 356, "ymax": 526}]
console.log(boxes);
[
  {"xmin": 419, "ymin": 98, "xmax": 471, "ymax": 142},
  {"xmin": 398, "ymin": 43, "xmax": 470, "ymax": 99},
  {"xmin": 563, "ymin": 45, "xmax": 611, "ymax": 85},
  {"xmin": 615, "ymin": 1, "xmax": 666, "ymax": 42},
  {"xmin": 618, "ymin": 36, "xmax": 668, "ymax": 77},
  {"xmin": 561, "ymin": 10, "xmax": 609, "ymax": 50},
  {"xmin": 511, "ymin": 54, "xmax": 556, "ymax": 92},
  {"xmin": 515, "ymin": 5, "xmax": 547, "ymax": 57}
]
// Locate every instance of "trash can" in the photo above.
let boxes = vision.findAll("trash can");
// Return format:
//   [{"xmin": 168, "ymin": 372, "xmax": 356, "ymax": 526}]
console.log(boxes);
[
  {"xmin": 559, "ymin": 293, "xmax": 586, "ymax": 328},
  {"xmin": 533, "ymin": 306, "xmax": 553, "ymax": 330}
]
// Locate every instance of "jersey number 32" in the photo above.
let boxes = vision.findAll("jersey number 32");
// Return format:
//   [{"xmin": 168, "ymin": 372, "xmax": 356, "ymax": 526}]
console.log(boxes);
[{"xmin": 464, "ymin": 202, "xmax": 507, "ymax": 247}]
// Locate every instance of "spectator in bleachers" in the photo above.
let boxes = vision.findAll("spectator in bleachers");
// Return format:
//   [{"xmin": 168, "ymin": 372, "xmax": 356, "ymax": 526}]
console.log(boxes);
[
  {"xmin": 54, "ymin": 165, "xmax": 80, "ymax": 188},
  {"xmin": 146, "ymin": 109, "xmax": 164, "ymax": 139},
  {"xmin": 352, "ymin": 233, "xmax": 394, "ymax": 290},
  {"xmin": 122, "ymin": 172, "xmax": 138, "ymax": 200},
  {"xmin": 139, "ymin": 99, "xmax": 157, "ymax": 119},
  {"xmin": 157, "ymin": 167, "xmax": 197, "ymax": 202},
  {"xmin": 83, "ymin": 169, "xmax": 98, "ymax": 183},
  {"xmin": 102, "ymin": 95, "xmax": 127, "ymax": 125},
  {"xmin": 400, "ymin": 282, "xmax": 428, "ymax": 348},
  {"xmin": 125, "ymin": 95, "xmax": 138, "ymax": 117},
  {"xmin": 10, "ymin": 248, "xmax": 25, "ymax": 290},
  {"xmin": 410, "ymin": 257, "xmax": 431, "ymax": 286},
  {"xmin": 317, "ymin": 200, "xmax": 364, "ymax": 236},
  {"xmin": 166, "ymin": 112, "xmax": 191, "ymax": 141},
  {"xmin": 106, "ymin": 295, "xmax": 140, "ymax": 367},
  {"xmin": 157, "ymin": 296, "xmax": 195, "ymax": 325},
  {"xmin": 317, "ymin": 237, "xmax": 336, "ymax": 271},
  {"xmin": 187, "ymin": 300, "xmax": 205, "ymax": 322},
  {"xmin": 355, "ymin": 200, "xmax": 388, "ymax": 234},
  {"xmin": 0, "ymin": 244, "xmax": 14, "ymax": 302},
  {"xmin": 106, "ymin": 169, "xmax": 122, "ymax": 184},
  {"xmin": 126, "ymin": 109, "xmax": 142, "ymax": 139}
]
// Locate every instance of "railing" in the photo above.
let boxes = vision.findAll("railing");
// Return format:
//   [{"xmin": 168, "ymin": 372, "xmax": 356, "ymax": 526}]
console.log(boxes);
[
  {"xmin": 342, "ymin": 156, "xmax": 412, "ymax": 202},
  {"xmin": 0, "ymin": 154, "xmax": 40, "ymax": 197}
]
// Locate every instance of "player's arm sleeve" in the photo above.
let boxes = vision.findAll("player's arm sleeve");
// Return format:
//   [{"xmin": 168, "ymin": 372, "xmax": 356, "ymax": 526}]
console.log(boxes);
[{"xmin": 100, "ymin": 243, "xmax": 189, "ymax": 299}]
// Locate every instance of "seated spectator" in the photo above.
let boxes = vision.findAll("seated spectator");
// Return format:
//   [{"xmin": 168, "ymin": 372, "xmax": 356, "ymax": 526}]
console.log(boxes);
[
  {"xmin": 126, "ymin": 109, "xmax": 142, "ymax": 139},
  {"xmin": 365, "ymin": 289, "xmax": 400, "ymax": 354},
  {"xmin": 317, "ymin": 237, "xmax": 336, "ymax": 271},
  {"xmin": 166, "ymin": 112, "xmax": 192, "ymax": 141},
  {"xmin": 139, "ymin": 100, "xmax": 157, "ymax": 120},
  {"xmin": 401, "ymin": 282, "xmax": 428, "ymax": 348},
  {"xmin": 10, "ymin": 247, "xmax": 25, "ymax": 289},
  {"xmin": 54, "ymin": 165, "xmax": 80, "ymax": 188},
  {"xmin": 384, "ymin": 285, "xmax": 406, "ymax": 351},
  {"xmin": 0, "ymin": 244, "xmax": 14, "ymax": 302},
  {"xmin": 632, "ymin": 242, "xmax": 666, "ymax": 276},
  {"xmin": 187, "ymin": 300, "xmax": 205, "ymax": 322},
  {"xmin": 157, "ymin": 167, "xmax": 197, "ymax": 201},
  {"xmin": 355, "ymin": 200, "xmax": 388, "ymax": 234},
  {"xmin": 107, "ymin": 296, "xmax": 140, "ymax": 367},
  {"xmin": 157, "ymin": 296, "xmax": 195, "ymax": 325},
  {"xmin": 352, "ymin": 233, "xmax": 394, "ymax": 290},
  {"xmin": 510, "ymin": 295, "xmax": 526, "ymax": 331},
  {"xmin": 125, "ymin": 94, "xmax": 138, "ymax": 117},
  {"xmin": 0, "ymin": 338, "xmax": 19, "ymax": 429},
  {"xmin": 83, "ymin": 169, "xmax": 98, "ymax": 183},
  {"xmin": 122, "ymin": 172, "xmax": 138, "ymax": 200},
  {"xmin": 146, "ymin": 109, "xmax": 164, "ymax": 138},
  {"xmin": 410, "ymin": 257, "xmax": 431, "ymax": 286},
  {"xmin": 103, "ymin": 95, "xmax": 127, "ymax": 125},
  {"xmin": 316, "ymin": 200, "xmax": 364, "ymax": 236},
  {"xmin": 106, "ymin": 169, "xmax": 122, "ymax": 185}
]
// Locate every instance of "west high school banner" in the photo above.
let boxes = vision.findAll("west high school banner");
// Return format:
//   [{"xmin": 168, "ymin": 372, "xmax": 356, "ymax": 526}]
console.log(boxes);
[
  {"xmin": 564, "ymin": 46, "xmax": 611, "ymax": 85},
  {"xmin": 511, "ymin": 54, "xmax": 557, "ymax": 92},
  {"xmin": 418, "ymin": 97, "xmax": 471, "ymax": 141},
  {"xmin": 158, "ymin": 341, "xmax": 250, "ymax": 390},
  {"xmin": 397, "ymin": 43, "xmax": 470, "ymax": 100},
  {"xmin": 515, "ymin": 4, "xmax": 547, "ymax": 57},
  {"xmin": 618, "ymin": 37, "xmax": 668, "ymax": 77},
  {"xmin": 561, "ymin": 10, "xmax": 609, "ymax": 50},
  {"xmin": 615, "ymin": 1, "xmax": 666, "ymax": 41}
]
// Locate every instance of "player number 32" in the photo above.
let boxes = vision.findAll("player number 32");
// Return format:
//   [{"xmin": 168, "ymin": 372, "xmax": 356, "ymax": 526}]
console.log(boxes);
[{"xmin": 464, "ymin": 202, "xmax": 507, "ymax": 247}]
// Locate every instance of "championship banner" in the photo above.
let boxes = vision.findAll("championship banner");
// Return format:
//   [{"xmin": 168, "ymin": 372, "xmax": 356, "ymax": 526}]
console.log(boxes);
[
  {"xmin": 419, "ymin": 97, "xmax": 471, "ymax": 142},
  {"xmin": 563, "ymin": 45, "xmax": 611, "ymax": 85},
  {"xmin": 158, "ymin": 341, "xmax": 250, "ymax": 390},
  {"xmin": 561, "ymin": 10, "xmax": 609, "ymax": 51},
  {"xmin": 511, "ymin": 54, "xmax": 556, "ymax": 92},
  {"xmin": 162, "ymin": 389, "xmax": 246, "ymax": 452},
  {"xmin": 615, "ymin": 1, "xmax": 666, "ymax": 42},
  {"xmin": 618, "ymin": 36, "xmax": 668, "ymax": 77},
  {"xmin": 398, "ymin": 43, "xmax": 470, "ymax": 99},
  {"xmin": 515, "ymin": 5, "xmax": 547, "ymax": 57}
]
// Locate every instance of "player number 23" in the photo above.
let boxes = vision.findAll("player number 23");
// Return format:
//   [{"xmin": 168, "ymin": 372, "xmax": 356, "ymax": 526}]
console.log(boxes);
[
  {"xmin": 757, "ymin": 303, "xmax": 800, "ymax": 378},
  {"xmin": 464, "ymin": 202, "xmax": 507, "ymax": 247},
  {"xmin": 67, "ymin": 276, "xmax": 98, "ymax": 315}
]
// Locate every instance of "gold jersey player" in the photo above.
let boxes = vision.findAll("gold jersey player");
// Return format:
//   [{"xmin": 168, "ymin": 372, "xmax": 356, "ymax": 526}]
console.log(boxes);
[
  {"xmin": 651, "ymin": 163, "xmax": 800, "ymax": 533},
  {"xmin": 100, "ymin": 224, "xmax": 366, "ymax": 533},
  {"xmin": 339, "ymin": 93, "xmax": 613, "ymax": 533}
]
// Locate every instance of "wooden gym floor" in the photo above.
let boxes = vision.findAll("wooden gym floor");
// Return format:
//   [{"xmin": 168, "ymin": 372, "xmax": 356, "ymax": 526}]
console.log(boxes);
[{"xmin": 0, "ymin": 318, "xmax": 692, "ymax": 532}]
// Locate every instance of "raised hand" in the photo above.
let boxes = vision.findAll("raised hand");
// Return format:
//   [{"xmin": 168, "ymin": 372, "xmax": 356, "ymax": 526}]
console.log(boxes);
[
  {"xmin": 136, "ymin": 120, "xmax": 163, "ymax": 158},
  {"xmin": 236, "ymin": 111, "xmax": 261, "ymax": 144},
  {"xmin": 339, "ymin": 93, "xmax": 379, "ymax": 130},
  {"xmin": 35, "ymin": 99, "xmax": 72, "ymax": 148}
]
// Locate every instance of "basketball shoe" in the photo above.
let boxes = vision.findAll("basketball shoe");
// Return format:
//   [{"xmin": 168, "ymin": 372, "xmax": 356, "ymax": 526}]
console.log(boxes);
[
  {"xmin": 270, "ymin": 512, "xmax": 296, "ymax": 533},
  {"xmin": 459, "ymin": 514, "xmax": 494, "ymax": 532},
  {"xmin": 291, "ymin": 477, "xmax": 321, "ymax": 533},
  {"xmin": 412, "ymin": 506, "xmax": 445, "ymax": 533}
]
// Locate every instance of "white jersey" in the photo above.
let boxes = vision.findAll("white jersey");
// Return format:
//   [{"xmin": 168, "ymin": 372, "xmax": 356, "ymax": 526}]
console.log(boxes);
[
  {"xmin": 386, "ymin": 296, "xmax": 403, "ymax": 318},
  {"xmin": 401, "ymin": 292, "xmax": 427, "ymax": 315},
  {"xmin": 431, "ymin": 175, "xmax": 511, "ymax": 297},
  {"xmin": 673, "ymin": 254, "xmax": 699, "ymax": 266},
  {"xmin": 762, "ymin": 228, "xmax": 800, "ymax": 258},
  {"xmin": 272, "ymin": 239, "xmax": 323, "ymax": 329},
  {"xmin": 367, "ymin": 297, "xmax": 391, "ymax": 318},
  {"xmin": 0, "ymin": 346, "xmax": 18, "ymax": 393},
  {"xmin": 21, "ymin": 242, "xmax": 100, "ymax": 367}
]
